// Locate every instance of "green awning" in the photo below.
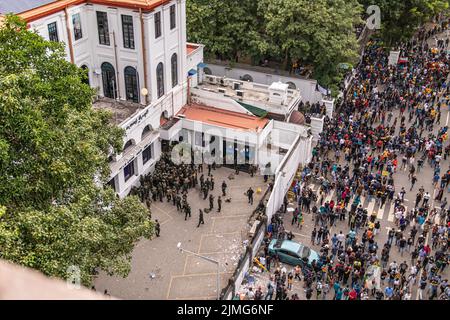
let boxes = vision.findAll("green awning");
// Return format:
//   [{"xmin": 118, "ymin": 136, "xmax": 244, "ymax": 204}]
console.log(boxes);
[{"xmin": 237, "ymin": 101, "xmax": 268, "ymax": 118}]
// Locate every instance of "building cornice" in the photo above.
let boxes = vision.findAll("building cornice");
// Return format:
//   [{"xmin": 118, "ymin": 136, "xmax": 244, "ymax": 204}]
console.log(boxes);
[{"xmin": 18, "ymin": 0, "xmax": 171, "ymax": 23}]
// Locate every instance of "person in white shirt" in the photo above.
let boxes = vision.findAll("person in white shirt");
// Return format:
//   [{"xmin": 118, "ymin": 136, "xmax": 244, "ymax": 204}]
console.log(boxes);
[
  {"xmin": 246, "ymin": 287, "xmax": 255, "ymax": 300},
  {"xmin": 389, "ymin": 261, "xmax": 398, "ymax": 271},
  {"xmin": 403, "ymin": 290, "xmax": 411, "ymax": 300},
  {"xmin": 337, "ymin": 231, "xmax": 345, "ymax": 244}
]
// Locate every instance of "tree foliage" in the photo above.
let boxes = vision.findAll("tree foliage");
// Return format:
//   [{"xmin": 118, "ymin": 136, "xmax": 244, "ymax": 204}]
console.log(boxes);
[
  {"xmin": 186, "ymin": 0, "xmax": 263, "ymax": 61},
  {"xmin": 258, "ymin": 0, "xmax": 362, "ymax": 91},
  {"xmin": 0, "ymin": 15, "xmax": 153, "ymax": 285},
  {"xmin": 186, "ymin": 0, "xmax": 362, "ymax": 92},
  {"xmin": 359, "ymin": 0, "xmax": 450, "ymax": 46}
]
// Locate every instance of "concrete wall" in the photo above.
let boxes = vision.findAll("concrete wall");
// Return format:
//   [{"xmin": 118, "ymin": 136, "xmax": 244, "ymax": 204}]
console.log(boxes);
[
  {"xmin": 265, "ymin": 130, "xmax": 312, "ymax": 221},
  {"xmin": 186, "ymin": 43, "xmax": 205, "ymax": 87},
  {"xmin": 310, "ymin": 116, "xmax": 325, "ymax": 141}
]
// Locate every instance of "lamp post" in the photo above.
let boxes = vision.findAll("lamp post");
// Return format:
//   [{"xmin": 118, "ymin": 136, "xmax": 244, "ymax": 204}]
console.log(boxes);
[{"xmin": 177, "ymin": 242, "xmax": 220, "ymax": 300}]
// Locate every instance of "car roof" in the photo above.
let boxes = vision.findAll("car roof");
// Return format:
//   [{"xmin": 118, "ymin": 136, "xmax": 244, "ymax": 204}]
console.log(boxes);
[{"xmin": 271, "ymin": 239, "xmax": 302, "ymax": 252}]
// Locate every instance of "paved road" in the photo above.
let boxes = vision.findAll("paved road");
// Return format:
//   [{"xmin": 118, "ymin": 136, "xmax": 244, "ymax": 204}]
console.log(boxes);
[
  {"xmin": 238, "ymin": 26, "xmax": 450, "ymax": 300},
  {"xmin": 94, "ymin": 166, "xmax": 269, "ymax": 299}
]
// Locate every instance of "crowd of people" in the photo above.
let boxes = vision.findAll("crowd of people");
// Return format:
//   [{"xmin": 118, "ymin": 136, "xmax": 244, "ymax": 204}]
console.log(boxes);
[
  {"xmin": 129, "ymin": 153, "xmax": 260, "ymax": 230},
  {"xmin": 129, "ymin": 153, "xmax": 233, "ymax": 227},
  {"xmin": 242, "ymin": 18, "xmax": 450, "ymax": 300}
]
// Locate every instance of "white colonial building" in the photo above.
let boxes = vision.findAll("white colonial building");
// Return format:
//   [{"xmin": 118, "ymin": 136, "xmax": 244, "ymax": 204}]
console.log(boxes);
[
  {"xmin": 1, "ymin": 0, "xmax": 313, "ymax": 198},
  {"xmin": 1, "ymin": 0, "xmax": 206, "ymax": 196}
]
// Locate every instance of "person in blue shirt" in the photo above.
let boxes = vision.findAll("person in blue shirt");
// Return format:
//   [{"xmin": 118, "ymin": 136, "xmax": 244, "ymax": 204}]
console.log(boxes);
[
  {"xmin": 331, "ymin": 234, "xmax": 338, "ymax": 246},
  {"xmin": 333, "ymin": 281, "xmax": 340, "ymax": 298},
  {"xmin": 384, "ymin": 286, "xmax": 393, "ymax": 300},
  {"xmin": 349, "ymin": 229, "xmax": 356, "ymax": 240},
  {"xmin": 335, "ymin": 287, "xmax": 343, "ymax": 300}
]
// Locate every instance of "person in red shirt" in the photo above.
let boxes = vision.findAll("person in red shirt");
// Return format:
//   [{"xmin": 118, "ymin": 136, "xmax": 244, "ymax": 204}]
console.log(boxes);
[{"xmin": 349, "ymin": 289, "xmax": 358, "ymax": 300}]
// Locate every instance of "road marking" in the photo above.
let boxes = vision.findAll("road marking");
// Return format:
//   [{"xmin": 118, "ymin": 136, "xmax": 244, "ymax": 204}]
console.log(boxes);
[
  {"xmin": 316, "ymin": 187, "xmax": 322, "ymax": 199},
  {"xmin": 291, "ymin": 231, "xmax": 309, "ymax": 238},
  {"xmin": 377, "ymin": 205, "xmax": 385, "ymax": 219},
  {"xmin": 446, "ymin": 111, "xmax": 449, "ymax": 126},
  {"xmin": 366, "ymin": 199, "xmax": 376, "ymax": 216},
  {"xmin": 325, "ymin": 190, "xmax": 334, "ymax": 203},
  {"xmin": 387, "ymin": 205, "xmax": 396, "ymax": 222}
]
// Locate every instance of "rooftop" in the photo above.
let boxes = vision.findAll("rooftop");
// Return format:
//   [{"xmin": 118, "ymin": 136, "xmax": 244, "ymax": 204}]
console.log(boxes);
[
  {"xmin": 187, "ymin": 43, "xmax": 200, "ymax": 56},
  {"xmin": 6, "ymin": 0, "xmax": 171, "ymax": 22},
  {"xmin": 177, "ymin": 103, "xmax": 269, "ymax": 132},
  {"xmin": 93, "ymin": 97, "xmax": 142, "ymax": 125},
  {"xmin": 0, "ymin": 0, "xmax": 55, "ymax": 14},
  {"xmin": 198, "ymin": 76, "xmax": 301, "ymax": 116}
]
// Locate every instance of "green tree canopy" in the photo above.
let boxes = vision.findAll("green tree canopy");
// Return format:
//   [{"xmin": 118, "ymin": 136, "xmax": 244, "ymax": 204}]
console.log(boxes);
[
  {"xmin": 0, "ymin": 15, "xmax": 153, "ymax": 285},
  {"xmin": 258, "ymin": 0, "xmax": 362, "ymax": 92},
  {"xmin": 186, "ymin": 0, "xmax": 264, "ymax": 61},
  {"xmin": 186, "ymin": 0, "xmax": 362, "ymax": 94},
  {"xmin": 359, "ymin": 0, "xmax": 450, "ymax": 46}
]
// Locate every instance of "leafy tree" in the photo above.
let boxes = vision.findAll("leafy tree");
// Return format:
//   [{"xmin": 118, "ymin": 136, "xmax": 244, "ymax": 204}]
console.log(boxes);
[
  {"xmin": 359, "ymin": 0, "xmax": 450, "ymax": 46},
  {"xmin": 258, "ymin": 0, "xmax": 362, "ymax": 93},
  {"xmin": 0, "ymin": 15, "xmax": 153, "ymax": 285},
  {"xmin": 186, "ymin": 0, "xmax": 264, "ymax": 61}
]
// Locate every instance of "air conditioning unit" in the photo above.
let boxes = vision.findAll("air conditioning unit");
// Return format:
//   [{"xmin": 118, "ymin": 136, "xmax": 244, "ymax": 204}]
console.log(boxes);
[
  {"xmin": 219, "ymin": 77, "xmax": 226, "ymax": 86},
  {"xmin": 236, "ymin": 90, "xmax": 244, "ymax": 97},
  {"xmin": 206, "ymin": 76, "xmax": 217, "ymax": 84},
  {"xmin": 233, "ymin": 82, "xmax": 241, "ymax": 90},
  {"xmin": 218, "ymin": 88, "xmax": 226, "ymax": 94}
]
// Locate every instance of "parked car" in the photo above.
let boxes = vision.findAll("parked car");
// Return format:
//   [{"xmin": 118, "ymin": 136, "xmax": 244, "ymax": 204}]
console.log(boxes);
[{"xmin": 268, "ymin": 239, "xmax": 319, "ymax": 268}]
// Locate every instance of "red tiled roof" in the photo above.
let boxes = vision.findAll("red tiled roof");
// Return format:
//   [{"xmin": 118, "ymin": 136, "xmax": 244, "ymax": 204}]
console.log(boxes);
[
  {"xmin": 187, "ymin": 43, "xmax": 199, "ymax": 55},
  {"xmin": 177, "ymin": 104, "xmax": 269, "ymax": 131},
  {"xmin": 18, "ymin": 0, "xmax": 170, "ymax": 22}
]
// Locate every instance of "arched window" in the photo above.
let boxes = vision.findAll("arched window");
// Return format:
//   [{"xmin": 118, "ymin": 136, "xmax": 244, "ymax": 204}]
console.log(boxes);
[
  {"xmin": 160, "ymin": 111, "xmax": 169, "ymax": 126},
  {"xmin": 142, "ymin": 124, "xmax": 153, "ymax": 139},
  {"xmin": 124, "ymin": 66, "xmax": 139, "ymax": 103},
  {"xmin": 203, "ymin": 67, "xmax": 212, "ymax": 75},
  {"xmin": 101, "ymin": 62, "xmax": 116, "ymax": 99},
  {"xmin": 171, "ymin": 53, "xmax": 178, "ymax": 88},
  {"xmin": 123, "ymin": 139, "xmax": 135, "ymax": 153},
  {"xmin": 242, "ymin": 74, "xmax": 253, "ymax": 82},
  {"xmin": 156, "ymin": 62, "xmax": 164, "ymax": 98},
  {"xmin": 286, "ymin": 81, "xmax": 296, "ymax": 90},
  {"xmin": 80, "ymin": 65, "xmax": 90, "ymax": 85}
]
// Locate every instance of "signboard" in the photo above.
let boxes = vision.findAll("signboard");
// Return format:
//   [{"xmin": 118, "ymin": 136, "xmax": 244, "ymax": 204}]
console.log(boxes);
[{"xmin": 388, "ymin": 51, "xmax": 400, "ymax": 66}]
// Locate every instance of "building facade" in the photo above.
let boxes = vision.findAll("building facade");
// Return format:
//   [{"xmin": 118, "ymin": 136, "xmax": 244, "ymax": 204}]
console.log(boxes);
[
  {"xmin": 1, "ymin": 0, "xmax": 312, "ymax": 199},
  {"xmin": 1, "ymin": 0, "xmax": 205, "ymax": 197}
]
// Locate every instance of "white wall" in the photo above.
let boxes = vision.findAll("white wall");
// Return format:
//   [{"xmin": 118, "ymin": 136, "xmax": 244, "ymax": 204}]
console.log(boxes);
[
  {"xmin": 265, "ymin": 133, "xmax": 312, "ymax": 221},
  {"xmin": 310, "ymin": 117, "xmax": 324, "ymax": 141},
  {"xmin": 186, "ymin": 43, "xmax": 205, "ymax": 87}
]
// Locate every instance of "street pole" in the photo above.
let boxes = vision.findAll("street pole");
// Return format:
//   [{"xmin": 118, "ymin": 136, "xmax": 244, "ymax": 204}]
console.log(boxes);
[{"xmin": 177, "ymin": 243, "xmax": 220, "ymax": 300}]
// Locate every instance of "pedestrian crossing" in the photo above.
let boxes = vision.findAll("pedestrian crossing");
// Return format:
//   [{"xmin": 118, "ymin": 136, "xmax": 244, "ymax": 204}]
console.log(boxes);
[
  {"xmin": 366, "ymin": 199, "xmax": 376, "ymax": 216},
  {"xmin": 307, "ymin": 185, "xmax": 407, "ymax": 224},
  {"xmin": 387, "ymin": 204, "xmax": 396, "ymax": 222},
  {"xmin": 376, "ymin": 206, "xmax": 385, "ymax": 219}
]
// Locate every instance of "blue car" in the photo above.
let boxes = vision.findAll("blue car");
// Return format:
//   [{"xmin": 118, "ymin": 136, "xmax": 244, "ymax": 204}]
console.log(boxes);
[{"xmin": 268, "ymin": 239, "xmax": 320, "ymax": 268}]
